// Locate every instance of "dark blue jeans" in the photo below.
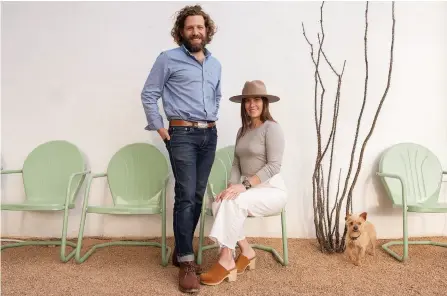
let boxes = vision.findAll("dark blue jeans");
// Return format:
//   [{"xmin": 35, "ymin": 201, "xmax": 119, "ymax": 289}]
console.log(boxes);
[{"xmin": 165, "ymin": 125, "xmax": 217, "ymax": 262}]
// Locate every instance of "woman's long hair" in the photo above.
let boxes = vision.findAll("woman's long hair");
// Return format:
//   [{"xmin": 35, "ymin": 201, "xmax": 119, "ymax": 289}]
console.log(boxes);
[{"xmin": 237, "ymin": 97, "xmax": 276, "ymax": 141}]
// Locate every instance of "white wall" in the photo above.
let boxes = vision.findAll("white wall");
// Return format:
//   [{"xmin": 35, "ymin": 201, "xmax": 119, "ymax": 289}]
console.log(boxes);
[{"xmin": 2, "ymin": 1, "xmax": 446, "ymax": 240}]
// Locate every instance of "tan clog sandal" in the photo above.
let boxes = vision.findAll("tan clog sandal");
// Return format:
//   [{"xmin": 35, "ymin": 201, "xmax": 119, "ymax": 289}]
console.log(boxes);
[
  {"xmin": 235, "ymin": 254, "xmax": 257, "ymax": 275},
  {"xmin": 200, "ymin": 262, "xmax": 237, "ymax": 286}
]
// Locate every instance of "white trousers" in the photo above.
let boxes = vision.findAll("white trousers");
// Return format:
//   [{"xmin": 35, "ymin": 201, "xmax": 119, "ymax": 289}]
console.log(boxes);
[{"xmin": 208, "ymin": 186, "xmax": 287, "ymax": 251}]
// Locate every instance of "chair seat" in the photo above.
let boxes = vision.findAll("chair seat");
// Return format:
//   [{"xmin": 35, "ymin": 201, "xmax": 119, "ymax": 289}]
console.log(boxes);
[
  {"xmin": 205, "ymin": 207, "xmax": 282, "ymax": 217},
  {"xmin": 1, "ymin": 202, "xmax": 75, "ymax": 211},
  {"xmin": 87, "ymin": 205, "xmax": 161, "ymax": 215},
  {"xmin": 407, "ymin": 203, "xmax": 447, "ymax": 213}
]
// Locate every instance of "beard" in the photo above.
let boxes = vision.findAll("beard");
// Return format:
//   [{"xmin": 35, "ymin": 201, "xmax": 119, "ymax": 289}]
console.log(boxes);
[{"xmin": 183, "ymin": 34, "xmax": 207, "ymax": 53}]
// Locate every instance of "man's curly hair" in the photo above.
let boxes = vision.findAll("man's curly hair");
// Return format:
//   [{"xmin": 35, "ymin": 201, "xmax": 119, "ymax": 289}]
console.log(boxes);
[{"xmin": 171, "ymin": 5, "xmax": 217, "ymax": 46}]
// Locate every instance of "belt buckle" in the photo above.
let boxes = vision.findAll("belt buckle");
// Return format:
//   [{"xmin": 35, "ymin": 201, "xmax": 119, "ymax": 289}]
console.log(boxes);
[{"xmin": 197, "ymin": 121, "xmax": 208, "ymax": 129}]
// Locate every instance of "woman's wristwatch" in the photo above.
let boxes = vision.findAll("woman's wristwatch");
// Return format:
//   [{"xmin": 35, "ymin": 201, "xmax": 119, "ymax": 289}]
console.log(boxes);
[{"xmin": 242, "ymin": 177, "xmax": 252, "ymax": 190}]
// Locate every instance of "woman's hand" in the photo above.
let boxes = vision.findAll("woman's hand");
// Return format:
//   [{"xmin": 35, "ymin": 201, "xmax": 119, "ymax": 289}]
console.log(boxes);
[{"xmin": 215, "ymin": 184, "xmax": 246, "ymax": 202}]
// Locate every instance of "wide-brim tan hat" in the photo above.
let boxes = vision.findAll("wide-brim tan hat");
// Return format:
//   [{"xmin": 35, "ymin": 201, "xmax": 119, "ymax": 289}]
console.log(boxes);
[{"xmin": 229, "ymin": 80, "xmax": 280, "ymax": 103}]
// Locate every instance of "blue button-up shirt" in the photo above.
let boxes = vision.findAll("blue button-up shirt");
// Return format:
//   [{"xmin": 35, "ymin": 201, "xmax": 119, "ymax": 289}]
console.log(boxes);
[{"xmin": 141, "ymin": 45, "xmax": 222, "ymax": 131}]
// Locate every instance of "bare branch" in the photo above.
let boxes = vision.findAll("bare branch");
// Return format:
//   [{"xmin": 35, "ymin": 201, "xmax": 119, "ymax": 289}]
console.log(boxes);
[
  {"xmin": 319, "ymin": 42, "xmax": 341, "ymax": 76},
  {"xmin": 307, "ymin": 1, "xmax": 395, "ymax": 253},
  {"xmin": 330, "ymin": 169, "xmax": 342, "ymax": 237},
  {"xmin": 336, "ymin": 1, "xmax": 370, "ymax": 227},
  {"xmin": 302, "ymin": 23, "xmax": 315, "ymax": 52},
  {"xmin": 316, "ymin": 1, "xmax": 327, "ymax": 133},
  {"xmin": 341, "ymin": 60, "xmax": 347, "ymax": 76},
  {"xmin": 320, "ymin": 165, "xmax": 329, "ymax": 238},
  {"xmin": 346, "ymin": 1, "xmax": 396, "ymax": 207},
  {"xmin": 326, "ymin": 89, "xmax": 341, "ymax": 238}
]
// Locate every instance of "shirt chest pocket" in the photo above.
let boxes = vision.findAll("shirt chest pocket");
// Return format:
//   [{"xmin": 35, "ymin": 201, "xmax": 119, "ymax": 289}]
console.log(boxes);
[
  {"xmin": 171, "ymin": 68, "xmax": 202, "ymax": 84},
  {"xmin": 205, "ymin": 70, "xmax": 219, "ymax": 88}
]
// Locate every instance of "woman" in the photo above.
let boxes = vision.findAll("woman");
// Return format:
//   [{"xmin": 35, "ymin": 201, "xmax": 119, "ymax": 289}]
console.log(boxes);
[{"xmin": 200, "ymin": 80, "xmax": 287, "ymax": 286}]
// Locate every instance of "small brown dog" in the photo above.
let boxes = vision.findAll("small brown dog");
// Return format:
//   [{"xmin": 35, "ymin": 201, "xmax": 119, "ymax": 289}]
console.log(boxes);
[{"xmin": 345, "ymin": 212, "xmax": 377, "ymax": 266}]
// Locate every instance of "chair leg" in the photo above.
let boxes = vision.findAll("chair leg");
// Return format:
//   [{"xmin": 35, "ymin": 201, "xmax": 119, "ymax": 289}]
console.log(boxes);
[
  {"xmin": 402, "ymin": 206, "xmax": 409, "ymax": 261},
  {"xmin": 161, "ymin": 187, "xmax": 168, "ymax": 267},
  {"xmin": 1, "ymin": 237, "xmax": 77, "ymax": 261},
  {"xmin": 196, "ymin": 203, "xmax": 289, "ymax": 267},
  {"xmin": 59, "ymin": 202, "xmax": 76, "ymax": 262},
  {"xmin": 75, "ymin": 176, "xmax": 172, "ymax": 265},
  {"xmin": 281, "ymin": 209, "xmax": 288, "ymax": 266},
  {"xmin": 1, "ymin": 210, "xmax": 77, "ymax": 263},
  {"xmin": 382, "ymin": 207, "xmax": 447, "ymax": 262},
  {"xmin": 382, "ymin": 239, "xmax": 447, "ymax": 262},
  {"xmin": 249, "ymin": 209, "xmax": 288, "ymax": 266},
  {"xmin": 196, "ymin": 198, "xmax": 207, "ymax": 265},
  {"xmin": 382, "ymin": 206, "xmax": 410, "ymax": 262},
  {"xmin": 75, "ymin": 176, "xmax": 92, "ymax": 264}
]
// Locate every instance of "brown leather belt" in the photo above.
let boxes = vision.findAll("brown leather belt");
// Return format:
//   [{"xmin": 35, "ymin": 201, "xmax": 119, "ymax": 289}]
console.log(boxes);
[{"xmin": 169, "ymin": 119, "xmax": 216, "ymax": 128}]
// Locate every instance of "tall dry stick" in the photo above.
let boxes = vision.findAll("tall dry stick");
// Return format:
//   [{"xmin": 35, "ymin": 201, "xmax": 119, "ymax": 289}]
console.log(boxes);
[
  {"xmin": 340, "ymin": 1, "xmax": 396, "ymax": 249},
  {"xmin": 304, "ymin": 1, "xmax": 396, "ymax": 253},
  {"xmin": 304, "ymin": 1, "xmax": 345, "ymax": 253},
  {"xmin": 334, "ymin": 1, "xmax": 370, "ymax": 249}
]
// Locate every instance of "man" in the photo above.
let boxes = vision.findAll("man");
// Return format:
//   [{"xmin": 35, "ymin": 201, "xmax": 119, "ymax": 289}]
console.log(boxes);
[{"xmin": 141, "ymin": 4, "xmax": 221, "ymax": 293}]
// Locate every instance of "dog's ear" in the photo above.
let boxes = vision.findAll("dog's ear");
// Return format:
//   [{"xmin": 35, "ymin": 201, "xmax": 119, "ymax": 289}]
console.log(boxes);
[
  {"xmin": 345, "ymin": 213, "xmax": 351, "ymax": 221},
  {"xmin": 360, "ymin": 212, "xmax": 367, "ymax": 220}
]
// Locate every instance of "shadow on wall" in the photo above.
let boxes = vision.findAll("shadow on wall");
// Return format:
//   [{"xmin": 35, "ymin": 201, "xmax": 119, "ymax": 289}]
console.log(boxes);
[
  {"xmin": 300, "ymin": 186, "xmax": 316, "ymax": 238},
  {"xmin": 362, "ymin": 146, "xmax": 398, "ymax": 216}
]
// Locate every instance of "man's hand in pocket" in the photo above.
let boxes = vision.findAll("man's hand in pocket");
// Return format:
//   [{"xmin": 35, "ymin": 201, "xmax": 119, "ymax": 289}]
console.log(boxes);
[{"xmin": 157, "ymin": 128, "xmax": 170, "ymax": 141}]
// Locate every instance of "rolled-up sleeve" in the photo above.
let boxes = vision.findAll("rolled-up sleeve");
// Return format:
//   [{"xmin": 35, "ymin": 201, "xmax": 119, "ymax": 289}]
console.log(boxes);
[
  {"xmin": 229, "ymin": 154, "xmax": 242, "ymax": 185},
  {"xmin": 141, "ymin": 52, "xmax": 170, "ymax": 131},
  {"xmin": 215, "ymin": 67, "xmax": 222, "ymax": 112},
  {"xmin": 228, "ymin": 128, "xmax": 242, "ymax": 185},
  {"xmin": 255, "ymin": 122, "xmax": 285, "ymax": 183}
]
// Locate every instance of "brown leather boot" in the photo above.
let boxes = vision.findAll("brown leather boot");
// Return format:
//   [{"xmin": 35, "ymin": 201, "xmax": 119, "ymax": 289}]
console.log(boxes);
[
  {"xmin": 172, "ymin": 248, "xmax": 203, "ymax": 274},
  {"xmin": 178, "ymin": 261, "xmax": 200, "ymax": 293}
]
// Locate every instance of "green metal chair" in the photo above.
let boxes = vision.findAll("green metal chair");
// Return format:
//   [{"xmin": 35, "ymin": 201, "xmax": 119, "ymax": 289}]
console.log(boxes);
[
  {"xmin": 74, "ymin": 143, "xmax": 171, "ymax": 266},
  {"xmin": 197, "ymin": 146, "xmax": 288, "ymax": 266},
  {"xmin": 1, "ymin": 140, "xmax": 90, "ymax": 262},
  {"xmin": 376, "ymin": 142, "xmax": 447, "ymax": 262},
  {"xmin": 218, "ymin": 146, "xmax": 235, "ymax": 173}
]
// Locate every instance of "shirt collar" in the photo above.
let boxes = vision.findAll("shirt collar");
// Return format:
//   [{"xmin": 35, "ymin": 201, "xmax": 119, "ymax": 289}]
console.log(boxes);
[{"xmin": 181, "ymin": 44, "xmax": 212, "ymax": 58}]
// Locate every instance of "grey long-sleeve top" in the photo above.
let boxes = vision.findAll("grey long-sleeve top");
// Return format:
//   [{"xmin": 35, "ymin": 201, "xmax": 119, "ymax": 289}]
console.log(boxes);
[{"xmin": 229, "ymin": 120, "xmax": 285, "ymax": 185}]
